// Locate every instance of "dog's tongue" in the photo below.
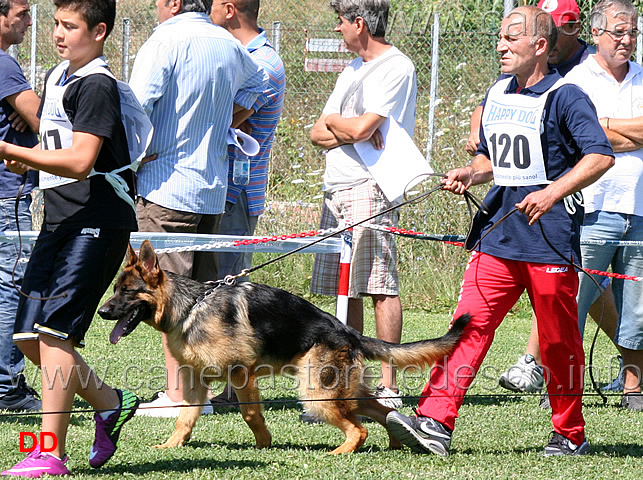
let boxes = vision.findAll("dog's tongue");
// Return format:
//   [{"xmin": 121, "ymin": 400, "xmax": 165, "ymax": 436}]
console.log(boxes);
[{"xmin": 110, "ymin": 319, "xmax": 128, "ymax": 344}]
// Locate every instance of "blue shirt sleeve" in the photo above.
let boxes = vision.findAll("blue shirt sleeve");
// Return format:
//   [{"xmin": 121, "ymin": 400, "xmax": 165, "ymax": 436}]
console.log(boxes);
[
  {"xmin": 250, "ymin": 48, "xmax": 285, "ymax": 113},
  {"xmin": 0, "ymin": 53, "xmax": 31, "ymax": 101},
  {"xmin": 233, "ymin": 47, "xmax": 267, "ymax": 110},
  {"xmin": 0, "ymin": 52, "xmax": 38, "ymax": 196}
]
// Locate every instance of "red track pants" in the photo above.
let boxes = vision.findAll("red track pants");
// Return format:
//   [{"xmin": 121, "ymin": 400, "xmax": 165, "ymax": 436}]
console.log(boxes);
[{"xmin": 417, "ymin": 251, "xmax": 586, "ymax": 445}]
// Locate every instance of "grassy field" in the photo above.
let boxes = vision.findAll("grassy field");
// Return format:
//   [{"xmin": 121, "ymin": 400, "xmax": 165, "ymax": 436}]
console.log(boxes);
[{"xmin": 1, "ymin": 299, "xmax": 640, "ymax": 479}]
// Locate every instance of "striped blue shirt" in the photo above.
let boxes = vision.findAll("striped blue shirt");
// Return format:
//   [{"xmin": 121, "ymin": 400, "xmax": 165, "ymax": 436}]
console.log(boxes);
[
  {"xmin": 226, "ymin": 30, "xmax": 286, "ymax": 217},
  {"xmin": 129, "ymin": 13, "xmax": 266, "ymax": 214}
]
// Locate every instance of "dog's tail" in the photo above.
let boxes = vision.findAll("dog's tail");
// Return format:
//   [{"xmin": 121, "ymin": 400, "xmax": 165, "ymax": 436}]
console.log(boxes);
[{"xmin": 358, "ymin": 314, "xmax": 471, "ymax": 369}]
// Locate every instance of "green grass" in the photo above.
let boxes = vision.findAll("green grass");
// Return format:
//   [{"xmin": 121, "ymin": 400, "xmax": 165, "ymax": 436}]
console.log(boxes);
[{"xmin": 1, "ymin": 301, "xmax": 641, "ymax": 479}]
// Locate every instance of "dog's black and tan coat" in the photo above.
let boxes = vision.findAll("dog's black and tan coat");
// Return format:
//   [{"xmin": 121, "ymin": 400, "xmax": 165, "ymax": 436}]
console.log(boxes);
[{"xmin": 99, "ymin": 240, "xmax": 470, "ymax": 454}]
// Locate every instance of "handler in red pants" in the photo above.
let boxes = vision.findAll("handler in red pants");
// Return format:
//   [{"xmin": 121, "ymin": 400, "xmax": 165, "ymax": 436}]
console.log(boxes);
[
  {"xmin": 427, "ymin": 252, "xmax": 585, "ymax": 446},
  {"xmin": 386, "ymin": 5, "xmax": 614, "ymax": 457}
]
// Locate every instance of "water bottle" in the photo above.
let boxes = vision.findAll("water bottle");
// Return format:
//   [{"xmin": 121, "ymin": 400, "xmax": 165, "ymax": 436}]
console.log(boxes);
[{"xmin": 232, "ymin": 154, "xmax": 250, "ymax": 186}]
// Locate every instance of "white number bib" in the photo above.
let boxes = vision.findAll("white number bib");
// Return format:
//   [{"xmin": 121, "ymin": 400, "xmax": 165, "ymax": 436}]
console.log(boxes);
[
  {"xmin": 39, "ymin": 63, "xmax": 77, "ymax": 189},
  {"xmin": 39, "ymin": 57, "xmax": 153, "ymax": 208},
  {"xmin": 483, "ymin": 77, "xmax": 565, "ymax": 186}
]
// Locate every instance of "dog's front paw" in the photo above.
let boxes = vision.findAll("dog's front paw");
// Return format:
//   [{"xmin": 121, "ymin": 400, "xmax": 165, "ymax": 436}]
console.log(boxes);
[
  {"xmin": 255, "ymin": 439, "xmax": 271, "ymax": 449},
  {"xmin": 253, "ymin": 430, "xmax": 271, "ymax": 449}
]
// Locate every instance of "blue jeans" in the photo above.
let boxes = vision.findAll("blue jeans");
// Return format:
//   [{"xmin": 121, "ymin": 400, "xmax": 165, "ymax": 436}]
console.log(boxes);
[
  {"xmin": 214, "ymin": 192, "xmax": 258, "ymax": 280},
  {"xmin": 0, "ymin": 195, "xmax": 32, "ymax": 394},
  {"xmin": 577, "ymin": 211, "xmax": 643, "ymax": 350}
]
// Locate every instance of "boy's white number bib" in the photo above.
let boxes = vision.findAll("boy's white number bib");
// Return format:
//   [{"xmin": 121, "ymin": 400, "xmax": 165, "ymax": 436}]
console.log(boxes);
[{"xmin": 39, "ymin": 57, "xmax": 153, "ymax": 208}]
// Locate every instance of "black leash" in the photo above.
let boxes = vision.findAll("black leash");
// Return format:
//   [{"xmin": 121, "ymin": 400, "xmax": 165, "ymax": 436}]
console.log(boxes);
[{"xmin": 226, "ymin": 173, "xmax": 488, "ymax": 283}]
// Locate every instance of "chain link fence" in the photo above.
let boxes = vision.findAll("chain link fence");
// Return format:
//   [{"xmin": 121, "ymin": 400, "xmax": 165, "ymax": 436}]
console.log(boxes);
[{"xmin": 9, "ymin": 0, "xmax": 643, "ymax": 303}]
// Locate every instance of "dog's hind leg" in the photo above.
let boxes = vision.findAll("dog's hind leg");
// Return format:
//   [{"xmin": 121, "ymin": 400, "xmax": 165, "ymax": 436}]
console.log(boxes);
[
  {"xmin": 232, "ymin": 366, "xmax": 271, "ymax": 449},
  {"xmin": 297, "ymin": 347, "xmax": 368, "ymax": 453},
  {"xmin": 155, "ymin": 371, "xmax": 209, "ymax": 448},
  {"xmin": 321, "ymin": 406, "xmax": 368, "ymax": 454},
  {"xmin": 356, "ymin": 397, "xmax": 402, "ymax": 450}
]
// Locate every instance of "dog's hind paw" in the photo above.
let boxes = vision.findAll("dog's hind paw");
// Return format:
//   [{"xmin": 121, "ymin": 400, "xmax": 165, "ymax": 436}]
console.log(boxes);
[
  {"xmin": 387, "ymin": 435, "xmax": 403, "ymax": 450},
  {"xmin": 153, "ymin": 441, "xmax": 182, "ymax": 449},
  {"xmin": 153, "ymin": 434, "xmax": 189, "ymax": 449}
]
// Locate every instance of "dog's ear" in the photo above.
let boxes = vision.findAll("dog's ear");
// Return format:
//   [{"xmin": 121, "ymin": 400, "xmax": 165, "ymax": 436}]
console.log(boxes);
[
  {"xmin": 138, "ymin": 240, "xmax": 160, "ymax": 275},
  {"xmin": 126, "ymin": 243, "xmax": 138, "ymax": 267}
]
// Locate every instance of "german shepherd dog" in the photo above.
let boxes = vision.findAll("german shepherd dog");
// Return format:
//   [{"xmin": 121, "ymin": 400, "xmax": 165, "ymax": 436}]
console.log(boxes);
[{"xmin": 98, "ymin": 240, "xmax": 470, "ymax": 454}]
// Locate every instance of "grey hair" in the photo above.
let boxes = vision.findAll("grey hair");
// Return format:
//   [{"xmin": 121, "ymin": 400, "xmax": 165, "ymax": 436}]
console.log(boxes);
[
  {"xmin": 590, "ymin": 0, "xmax": 638, "ymax": 31},
  {"xmin": 0, "ymin": 0, "xmax": 11, "ymax": 17},
  {"xmin": 506, "ymin": 6, "xmax": 558, "ymax": 54},
  {"xmin": 329, "ymin": 0, "xmax": 389, "ymax": 37},
  {"xmin": 178, "ymin": 0, "xmax": 213, "ymax": 14}
]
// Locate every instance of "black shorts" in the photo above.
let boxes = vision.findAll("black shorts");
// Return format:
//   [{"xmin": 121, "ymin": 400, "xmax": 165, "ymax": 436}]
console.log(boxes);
[{"xmin": 13, "ymin": 227, "xmax": 130, "ymax": 347}]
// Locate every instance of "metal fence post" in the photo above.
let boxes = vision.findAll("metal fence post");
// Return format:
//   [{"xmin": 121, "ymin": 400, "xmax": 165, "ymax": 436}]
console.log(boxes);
[
  {"xmin": 122, "ymin": 18, "xmax": 131, "ymax": 81},
  {"xmin": 272, "ymin": 21, "xmax": 282, "ymax": 55},
  {"xmin": 30, "ymin": 4, "xmax": 38, "ymax": 88},
  {"xmin": 425, "ymin": 14, "xmax": 440, "ymax": 164},
  {"xmin": 637, "ymin": 17, "xmax": 642, "ymax": 65},
  {"xmin": 504, "ymin": 0, "xmax": 515, "ymax": 16}
]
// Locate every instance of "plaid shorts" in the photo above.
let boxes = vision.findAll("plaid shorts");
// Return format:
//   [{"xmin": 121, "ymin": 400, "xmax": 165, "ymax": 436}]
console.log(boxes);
[{"xmin": 311, "ymin": 180, "xmax": 399, "ymax": 297}]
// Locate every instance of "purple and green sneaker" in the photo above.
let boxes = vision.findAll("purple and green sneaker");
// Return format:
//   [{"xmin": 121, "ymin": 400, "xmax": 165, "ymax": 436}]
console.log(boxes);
[{"xmin": 89, "ymin": 389, "xmax": 140, "ymax": 468}]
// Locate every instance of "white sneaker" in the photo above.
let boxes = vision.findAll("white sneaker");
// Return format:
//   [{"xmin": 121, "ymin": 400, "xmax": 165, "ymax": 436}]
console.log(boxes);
[
  {"xmin": 375, "ymin": 385, "xmax": 403, "ymax": 409},
  {"xmin": 498, "ymin": 354, "xmax": 544, "ymax": 393},
  {"xmin": 135, "ymin": 391, "xmax": 213, "ymax": 417}
]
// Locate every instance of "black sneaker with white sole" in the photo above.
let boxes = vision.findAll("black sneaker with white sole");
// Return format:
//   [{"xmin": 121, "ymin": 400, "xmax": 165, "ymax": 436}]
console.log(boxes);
[
  {"xmin": 543, "ymin": 431, "xmax": 590, "ymax": 456},
  {"xmin": 386, "ymin": 411, "xmax": 452, "ymax": 457},
  {"xmin": 0, "ymin": 375, "xmax": 41, "ymax": 412}
]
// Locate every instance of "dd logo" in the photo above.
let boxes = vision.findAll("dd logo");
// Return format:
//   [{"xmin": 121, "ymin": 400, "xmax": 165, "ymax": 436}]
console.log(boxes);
[{"xmin": 19, "ymin": 432, "xmax": 57, "ymax": 452}]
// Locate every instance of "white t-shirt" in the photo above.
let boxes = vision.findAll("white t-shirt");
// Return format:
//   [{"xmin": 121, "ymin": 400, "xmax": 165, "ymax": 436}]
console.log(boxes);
[
  {"xmin": 565, "ymin": 55, "xmax": 643, "ymax": 216},
  {"xmin": 322, "ymin": 46, "xmax": 417, "ymax": 192}
]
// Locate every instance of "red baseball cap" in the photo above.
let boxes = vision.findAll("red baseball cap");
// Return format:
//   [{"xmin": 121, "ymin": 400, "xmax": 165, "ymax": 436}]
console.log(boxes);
[{"xmin": 537, "ymin": 0, "xmax": 581, "ymax": 27}]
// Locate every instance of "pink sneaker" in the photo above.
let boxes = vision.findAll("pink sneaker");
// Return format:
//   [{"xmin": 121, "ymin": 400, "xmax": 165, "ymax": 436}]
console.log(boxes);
[{"xmin": 1, "ymin": 452, "xmax": 70, "ymax": 477}]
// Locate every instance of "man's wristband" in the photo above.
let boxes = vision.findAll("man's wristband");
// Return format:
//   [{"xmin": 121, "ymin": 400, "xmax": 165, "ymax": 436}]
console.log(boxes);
[{"xmin": 607, "ymin": 118, "xmax": 610, "ymax": 130}]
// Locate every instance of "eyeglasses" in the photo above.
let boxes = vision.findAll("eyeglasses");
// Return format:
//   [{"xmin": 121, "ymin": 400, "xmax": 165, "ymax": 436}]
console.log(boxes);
[{"xmin": 599, "ymin": 27, "xmax": 638, "ymax": 40}]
